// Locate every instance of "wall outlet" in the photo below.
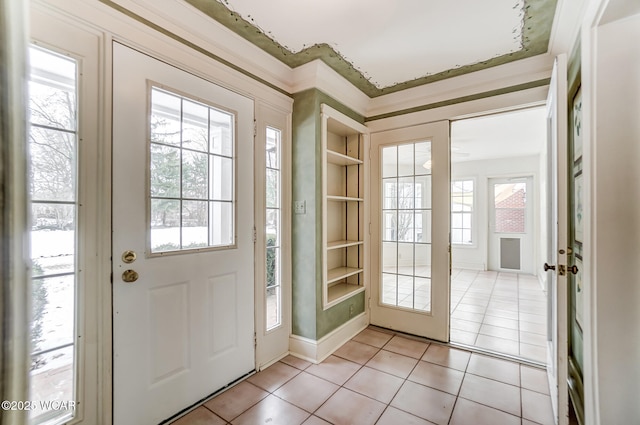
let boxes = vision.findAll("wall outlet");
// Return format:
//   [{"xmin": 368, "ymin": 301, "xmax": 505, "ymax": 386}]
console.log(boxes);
[{"xmin": 294, "ymin": 200, "xmax": 306, "ymax": 214}]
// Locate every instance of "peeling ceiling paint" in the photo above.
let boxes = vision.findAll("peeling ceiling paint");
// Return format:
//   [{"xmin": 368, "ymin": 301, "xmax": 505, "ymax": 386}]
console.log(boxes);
[{"xmin": 184, "ymin": 0, "xmax": 557, "ymax": 97}]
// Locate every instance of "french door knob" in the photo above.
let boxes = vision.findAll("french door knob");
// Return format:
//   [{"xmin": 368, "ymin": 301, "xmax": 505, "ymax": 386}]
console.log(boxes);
[
  {"xmin": 544, "ymin": 263, "xmax": 556, "ymax": 272},
  {"xmin": 568, "ymin": 265, "xmax": 579, "ymax": 275}
]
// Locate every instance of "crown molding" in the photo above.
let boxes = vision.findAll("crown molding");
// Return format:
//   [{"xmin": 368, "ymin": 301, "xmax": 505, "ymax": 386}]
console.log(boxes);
[
  {"xmin": 367, "ymin": 53, "xmax": 554, "ymax": 118},
  {"xmin": 104, "ymin": 0, "xmax": 295, "ymax": 93},
  {"xmin": 291, "ymin": 60, "xmax": 371, "ymax": 117}
]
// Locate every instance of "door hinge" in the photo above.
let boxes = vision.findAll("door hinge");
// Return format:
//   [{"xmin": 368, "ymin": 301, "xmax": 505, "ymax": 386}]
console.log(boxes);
[
  {"xmin": 253, "ymin": 120, "xmax": 257, "ymax": 137},
  {"xmin": 368, "ymin": 297, "xmax": 371, "ymax": 309},
  {"xmin": 253, "ymin": 226, "xmax": 257, "ymax": 243},
  {"xmin": 254, "ymin": 332, "xmax": 257, "ymax": 348}
]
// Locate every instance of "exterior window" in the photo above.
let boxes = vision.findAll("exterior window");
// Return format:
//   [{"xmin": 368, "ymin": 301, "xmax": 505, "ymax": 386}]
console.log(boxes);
[
  {"xmin": 266, "ymin": 127, "xmax": 282, "ymax": 330},
  {"xmin": 451, "ymin": 179, "xmax": 474, "ymax": 245},
  {"xmin": 149, "ymin": 87, "xmax": 235, "ymax": 253},
  {"xmin": 28, "ymin": 45, "xmax": 78, "ymax": 424},
  {"xmin": 494, "ymin": 182, "xmax": 526, "ymax": 233}
]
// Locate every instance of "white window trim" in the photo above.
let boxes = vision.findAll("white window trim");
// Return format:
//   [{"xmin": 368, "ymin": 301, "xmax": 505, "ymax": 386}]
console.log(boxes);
[{"xmin": 451, "ymin": 177, "xmax": 476, "ymax": 248}]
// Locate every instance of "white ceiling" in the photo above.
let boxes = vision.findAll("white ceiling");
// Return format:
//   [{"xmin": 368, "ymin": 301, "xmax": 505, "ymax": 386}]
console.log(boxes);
[
  {"xmin": 451, "ymin": 106, "xmax": 547, "ymax": 162},
  {"xmin": 221, "ymin": 0, "xmax": 526, "ymax": 89}
]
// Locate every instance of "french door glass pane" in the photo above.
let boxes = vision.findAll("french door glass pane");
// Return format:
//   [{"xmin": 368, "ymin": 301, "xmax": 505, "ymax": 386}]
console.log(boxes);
[
  {"xmin": 380, "ymin": 141, "xmax": 432, "ymax": 312},
  {"xmin": 28, "ymin": 45, "xmax": 78, "ymax": 425}
]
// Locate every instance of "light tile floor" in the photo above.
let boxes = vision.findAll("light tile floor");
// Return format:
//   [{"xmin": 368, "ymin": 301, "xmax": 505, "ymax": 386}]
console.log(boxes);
[
  {"xmin": 450, "ymin": 269, "xmax": 548, "ymax": 363},
  {"xmin": 170, "ymin": 327, "xmax": 554, "ymax": 425}
]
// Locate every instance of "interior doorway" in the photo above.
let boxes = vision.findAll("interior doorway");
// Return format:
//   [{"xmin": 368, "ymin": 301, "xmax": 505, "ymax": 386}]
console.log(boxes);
[
  {"xmin": 488, "ymin": 176, "xmax": 534, "ymax": 274},
  {"xmin": 449, "ymin": 107, "xmax": 548, "ymax": 364}
]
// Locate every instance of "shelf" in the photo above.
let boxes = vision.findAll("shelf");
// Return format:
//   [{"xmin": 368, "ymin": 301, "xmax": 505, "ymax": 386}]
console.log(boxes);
[
  {"xmin": 321, "ymin": 104, "xmax": 367, "ymax": 310},
  {"xmin": 326, "ymin": 195, "xmax": 364, "ymax": 202},
  {"xmin": 327, "ymin": 150, "xmax": 363, "ymax": 166},
  {"xmin": 327, "ymin": 240, "xmax": 364, "ymax": 250},
  {"xmin": 327, "ymin": 266, "xmax": 363, "ymax": 284},
  {"xmin": 327, "ymin": 283, "xmax": 365, "ymax": 305}
]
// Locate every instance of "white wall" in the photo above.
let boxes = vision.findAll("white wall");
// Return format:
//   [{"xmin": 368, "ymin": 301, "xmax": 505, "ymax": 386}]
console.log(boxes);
[
  {"xmin": 589, "ymin": 10, "xmax": 640, "ymax": 423},
  {"xmin": 451, "ymin": 154, "xmax": 544, "ymax": 276}
]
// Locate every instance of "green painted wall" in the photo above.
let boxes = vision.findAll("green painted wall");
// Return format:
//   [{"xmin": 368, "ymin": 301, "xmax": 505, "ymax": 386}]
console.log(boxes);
[{"xmin": 291, "ymin": 89, "xmax": 365, "ymax": 340}]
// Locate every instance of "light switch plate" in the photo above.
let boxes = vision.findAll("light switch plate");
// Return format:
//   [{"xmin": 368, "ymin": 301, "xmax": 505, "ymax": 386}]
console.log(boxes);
[{"xmin": 294, "ymin": 200, "xmax": 306, "ymax": 214}]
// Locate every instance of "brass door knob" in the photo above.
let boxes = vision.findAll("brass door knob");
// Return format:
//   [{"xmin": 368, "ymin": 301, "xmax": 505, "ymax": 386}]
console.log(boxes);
[
  {"xmin": 122, "ymin": 269, "xmax": 139, "ymax": 283},
  {"xmin": 122, "ymin": 250, "xmax": 137, "ymax": 263},
  {"xmin": 568, "ymin": 265, "xmax": 579, "ymax": 275}
]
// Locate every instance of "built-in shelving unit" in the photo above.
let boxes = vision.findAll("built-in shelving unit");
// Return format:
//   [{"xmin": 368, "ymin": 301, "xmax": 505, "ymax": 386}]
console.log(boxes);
[{"xmin": 321, "ymin": 104, "xmax": 368, "ymax": 309}]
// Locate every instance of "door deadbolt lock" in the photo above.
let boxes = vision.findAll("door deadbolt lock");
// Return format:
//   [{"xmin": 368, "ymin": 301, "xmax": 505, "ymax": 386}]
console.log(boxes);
[
  {"xmin": 122, "ymin": 269, "xmax": 139, "ymax": 283},
  {"xmin": 122, "ymin": 250, "xmax": 137, "ymax": 264}
]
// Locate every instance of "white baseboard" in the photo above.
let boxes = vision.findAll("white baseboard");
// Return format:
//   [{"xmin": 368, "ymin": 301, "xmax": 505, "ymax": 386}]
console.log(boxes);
[{"xmin": 289, "ymin": 312, "xmax": 368, "ymax": 364}]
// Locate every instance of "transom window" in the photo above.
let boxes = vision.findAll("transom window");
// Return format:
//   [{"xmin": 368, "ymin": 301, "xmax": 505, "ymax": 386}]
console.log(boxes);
[
  {"xmin": 149, "ymin": 87, "xmax": 235, "ymax": 253},
  {"xmin": 451, "ymin": 179, "xmax": 474, "ymax": 245}
]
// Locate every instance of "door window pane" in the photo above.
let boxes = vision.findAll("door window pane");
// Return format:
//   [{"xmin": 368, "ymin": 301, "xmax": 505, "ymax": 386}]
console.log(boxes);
[
  {"xmin": 149, "ymin": 87, "xmax": 236, "ymax": 253},
  {"xmin": 380, "ymin": 141, "xmax": 432, "ymax": 312},
  {"xmin": 494, "ymin": 182, "xmax": 526, "ymax": 233}
]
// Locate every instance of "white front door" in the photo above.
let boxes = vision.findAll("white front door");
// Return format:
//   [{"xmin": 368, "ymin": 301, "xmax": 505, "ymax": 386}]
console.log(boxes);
[
  {"xmin": 370, "ymin": 121, "xmax": 450, "ymax": 341},
  {"xmin": 112, "ymin": 43, "xmax": 255, "ymax": 424},
  {"xmin": 488, "ymin": 176, "xmax": 534, "ymax": 273},
  {"xmin": 545, "ymin": 54, "xmax": 569, "ymax": 425}
]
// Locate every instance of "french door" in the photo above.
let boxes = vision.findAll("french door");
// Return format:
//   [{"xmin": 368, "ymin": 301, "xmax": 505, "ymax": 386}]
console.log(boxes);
[
  {"xmin": 112, "ymin": 43, "xmax": 255, "ymax": 424},
  {"xmin": 369, "ymin": 121, "xmax": 450, "ymax": 341}
]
